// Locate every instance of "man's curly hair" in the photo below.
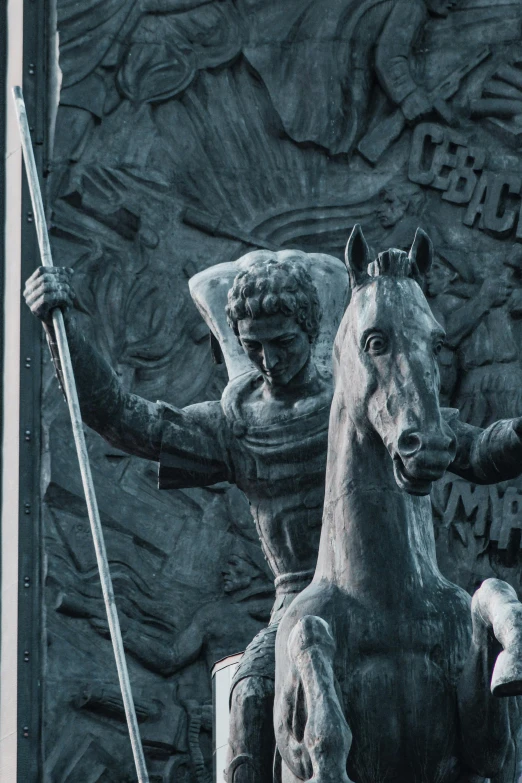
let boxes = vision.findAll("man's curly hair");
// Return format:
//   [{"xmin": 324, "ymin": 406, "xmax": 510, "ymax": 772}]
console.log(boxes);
[{"xmin": 226, "ymin": 253, "xmax": 322, "ymax": 343}]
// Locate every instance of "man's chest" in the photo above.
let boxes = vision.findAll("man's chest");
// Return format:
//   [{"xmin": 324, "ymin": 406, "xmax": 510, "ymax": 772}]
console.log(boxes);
[
  {"xmin": 230, "ymin": 415, "xmax": 329, "ymax": 490},
  {"xmin": 240, "ymin": 390, "xmax": 329, "ymax": 428},
  {"xmin": 222, "ymin": 371, "xmax": 332, "ymax": 488}
]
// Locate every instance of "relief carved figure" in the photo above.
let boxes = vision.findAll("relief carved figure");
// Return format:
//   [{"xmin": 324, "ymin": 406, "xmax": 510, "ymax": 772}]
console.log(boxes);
[
  {"xmin": 55, "ymin": 0, "xmax": 228, "ymax": 166},
  {"xmin": 431, "ymin": 250, "xmax": 522, "ymax": 429},
  {"xmin": 426, "ymin": 249, "xmax": 522, "ymax": 594},
  {"xmin": 87, "ymin": 545, "xmax": 274, "ymax": 676},
  {"xmin": 243, "ymin": 0, "xmax": 464, "ymax": 158},
  {"xmin": 376, "ymin": 182, "xmax": 522, "ymax": 426},
  {"xmin": 376, "ymin": 181, "xmax": 430, "ymax": 252},
  {"xmin": 42, "ymin": 477, "xmax": 268, "ymax": 780},
  {"xmin": 274, "ymin": 227, "xmax": 522, "ymax": 783},
  {"xmin": 56, "ymin": 0, "xmax": 464, "ymax": 164}
]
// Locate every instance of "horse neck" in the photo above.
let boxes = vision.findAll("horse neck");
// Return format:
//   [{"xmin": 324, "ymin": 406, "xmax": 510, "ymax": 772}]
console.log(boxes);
[{"xmin": 315, "ymin": 393, "xmax": 442, "ymax": 602}]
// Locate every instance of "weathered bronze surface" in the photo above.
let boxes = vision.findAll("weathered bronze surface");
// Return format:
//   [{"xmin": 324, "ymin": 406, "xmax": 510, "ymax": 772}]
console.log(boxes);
[
  {"xmin": 20, "ymin": 0, "xmax": 522, "ymax": 779},
  {"xmin": 25, "ymin": 248, "xmax": 348, "ymax": 781},
  {"xmin": 275, "ymin": 227, "xmax": 522, "ymax": 783}
]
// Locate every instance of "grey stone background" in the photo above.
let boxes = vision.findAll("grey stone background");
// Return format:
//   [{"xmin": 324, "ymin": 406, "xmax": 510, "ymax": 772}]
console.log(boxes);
[{"xmin": 40, "ymin": 0, "xmax": 522, "ymax": 779}]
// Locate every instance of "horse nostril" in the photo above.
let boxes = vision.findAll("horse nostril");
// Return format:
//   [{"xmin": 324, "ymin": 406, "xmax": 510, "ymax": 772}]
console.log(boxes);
[{"xmin": 397, "ymin": 431, "xmax": 423, "ymax": 458}]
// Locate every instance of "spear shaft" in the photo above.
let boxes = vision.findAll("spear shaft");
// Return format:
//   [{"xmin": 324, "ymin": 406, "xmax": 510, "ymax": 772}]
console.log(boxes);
[{"xmin": 12, "ymin": 86, "xmax": 150, "ymax": 783}]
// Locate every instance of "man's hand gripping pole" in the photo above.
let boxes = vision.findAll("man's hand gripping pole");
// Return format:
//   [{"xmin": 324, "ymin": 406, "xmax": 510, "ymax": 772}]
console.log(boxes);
[{"xmin": 12, "ymin": 86, "xmax": 150, "ymax": 783}]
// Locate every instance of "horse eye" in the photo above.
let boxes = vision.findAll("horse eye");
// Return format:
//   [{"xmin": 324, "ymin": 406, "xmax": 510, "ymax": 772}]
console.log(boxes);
[
  {"xmin": 365, "ymin": 334, "xmax": 387, "ymax": 354},
  {"xmin": 433, "ymin": 340, "xmax": 444, "ymax": 356}
]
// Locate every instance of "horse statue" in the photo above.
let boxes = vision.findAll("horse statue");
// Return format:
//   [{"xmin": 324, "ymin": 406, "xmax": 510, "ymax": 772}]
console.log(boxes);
[{"xmin": 274, "ymin": 226, "xmax": 522, "ymax": 783}]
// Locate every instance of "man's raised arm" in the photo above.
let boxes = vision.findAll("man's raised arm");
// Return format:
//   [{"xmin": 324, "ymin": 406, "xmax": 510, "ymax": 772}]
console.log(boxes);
[
  {"xmin": 24, "ymin": 266, "xmax": 172, "ymax": 461},
  {"xmin": 446, "ymin": 409, "xmax": 522, "ymax": 485}
]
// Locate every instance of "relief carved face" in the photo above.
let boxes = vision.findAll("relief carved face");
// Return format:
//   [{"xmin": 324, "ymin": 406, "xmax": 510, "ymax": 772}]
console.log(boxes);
[
  {"xmin": 377, "ymin": 191, "xmax": 409, "ymax": 228},
  {"xmin": 426, "ymin": 260, "xmax": 457, "ymax": 297},
  {"xmin": 222, "ymin": 555, "xmax": 254, "ymax": 593},
  {"xmin": 237, "ymin": 312, "xmax": 312, "ymax": 387}
]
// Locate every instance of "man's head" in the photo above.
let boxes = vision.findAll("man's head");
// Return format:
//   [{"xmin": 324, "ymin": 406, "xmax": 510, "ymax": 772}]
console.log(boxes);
[
  {"xmin": 425, "ymin": 250, "xmax": 473, "ymax": 297},
  {"xmin": 426, "ymin": 0, "xmax": 460, "ymax": 17},
  {"xmin": 426, "ymin": 257, "xmax": 457, "ymax": 297},
  {"xmin": 221, "ymin": 541, "xmax": 272, "ymax": 594},
  {"xmin": 222, "ymin": 554, "xmax": 254, "ymax": 593},
  {"xmin": 377, "ymin": 182, "xmax": 425, "ymax": 228},
  {"xmin": 226, "ymin": 254, "xmax": 321, "ymax": 386}
]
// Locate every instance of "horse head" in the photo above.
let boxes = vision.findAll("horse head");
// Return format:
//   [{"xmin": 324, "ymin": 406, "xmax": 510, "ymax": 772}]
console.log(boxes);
[{"xmin": 335, "ymin": 224, "xmax": 457, "ymax": 496}]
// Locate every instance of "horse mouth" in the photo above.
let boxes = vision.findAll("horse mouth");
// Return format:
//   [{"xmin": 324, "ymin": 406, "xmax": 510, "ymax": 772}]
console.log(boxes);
[{"xmin": 392, "ymin": 456, "xmax": 434, "ymax": 496}]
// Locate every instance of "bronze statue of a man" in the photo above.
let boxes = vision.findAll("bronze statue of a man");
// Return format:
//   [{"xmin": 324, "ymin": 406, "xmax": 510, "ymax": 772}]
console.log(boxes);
[
  {"xmin": 25, "ymin": 254, "xmax": 334, "ymax": 783},
  {"xmin": 24, "ymin": 246, "xmax": 522, "ymax": 783}
]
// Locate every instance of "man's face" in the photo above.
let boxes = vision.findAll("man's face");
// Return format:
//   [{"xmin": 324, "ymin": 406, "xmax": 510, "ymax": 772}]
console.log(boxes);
[
  {"xmin": 222, "ymin": 556, "xmax": 252, "ymax": 594},
  {"xmin": 426, "ymin": 0, "xmax": 459, "ymax": 17},
  {"xmin": 238, "ymin": 312, "xmax": 311, "ymax": 387},
  {"xmin": 377, "ymin": 191, "xmax": 407, "ymax": 228},
  {"xmin": 426, "ymin": 260, "xmax": 456, "ymax": 297}
]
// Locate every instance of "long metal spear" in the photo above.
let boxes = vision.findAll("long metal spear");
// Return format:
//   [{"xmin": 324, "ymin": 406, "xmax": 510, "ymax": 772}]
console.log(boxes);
[{"xmin": 12, "ymin": 86, "xmax": 150, "ymax": 783}]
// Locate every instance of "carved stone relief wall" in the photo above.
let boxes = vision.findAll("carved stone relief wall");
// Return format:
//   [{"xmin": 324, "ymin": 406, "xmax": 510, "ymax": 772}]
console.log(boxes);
[{"xmin": 43, "ymin": 0, "xmax": 522, "ymax": 779}]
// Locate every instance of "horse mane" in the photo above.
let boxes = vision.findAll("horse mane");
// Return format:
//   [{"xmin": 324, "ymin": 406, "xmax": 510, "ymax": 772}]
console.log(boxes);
[{"xmin": 367, "ymin": 248, "xmax": 414, "ymax": 280}]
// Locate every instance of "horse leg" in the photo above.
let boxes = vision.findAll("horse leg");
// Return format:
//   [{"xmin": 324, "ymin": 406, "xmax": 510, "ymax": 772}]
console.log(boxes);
[
  {"xmin": 479, "ymin": 580, "xmax": 522, "ymax": 697},
  {"xmin": 458, "ymin": 578, "xmax": 522, "ymax": 778},
  {"xmin": 277, "ymin": 615, "xmax": 352, "ymax": 783}
]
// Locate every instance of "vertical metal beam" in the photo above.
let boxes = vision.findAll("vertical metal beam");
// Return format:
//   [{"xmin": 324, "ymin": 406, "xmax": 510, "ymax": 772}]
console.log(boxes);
[
  {"xmin": 2, "ymin": 0, "xmax": 23, "ymax": 778},
  {"xmin": 17, "ymin": 0, "xmax": 46, "ymax": 779},
  {"xmin": 14, "ymin": 86, "xmax": 150, "ymax": 783}
]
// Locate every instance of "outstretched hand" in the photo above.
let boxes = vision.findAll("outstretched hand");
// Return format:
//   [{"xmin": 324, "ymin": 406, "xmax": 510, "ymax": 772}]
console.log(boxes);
[
  {"xmin": 478, "ymin": 277, "xmax": 514, "ymax": 310},
  {"xmin": 23, "ymin": 266, "xmax": 76, "ymax": 326}
]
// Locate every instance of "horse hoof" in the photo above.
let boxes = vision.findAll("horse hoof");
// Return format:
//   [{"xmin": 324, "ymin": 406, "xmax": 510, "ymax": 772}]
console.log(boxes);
[{"xmin": 491, "ymin": 650, "xmax": 522, "ymax": 697}]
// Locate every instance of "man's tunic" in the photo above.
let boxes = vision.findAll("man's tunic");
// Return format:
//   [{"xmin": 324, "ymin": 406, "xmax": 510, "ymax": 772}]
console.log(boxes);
[{"xmin": 159, "ymin": 370, "xmax": 330, "ymax": 579}]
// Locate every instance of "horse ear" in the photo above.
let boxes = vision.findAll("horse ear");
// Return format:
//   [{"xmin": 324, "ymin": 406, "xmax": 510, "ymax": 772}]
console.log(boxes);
[
  {"xmin": 345, "ymin": 224, "xmax": 371, "ymax": 287},
  {"xmin": 408, "ymin": 228, "xmax": 433, "ymax": 278}
]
